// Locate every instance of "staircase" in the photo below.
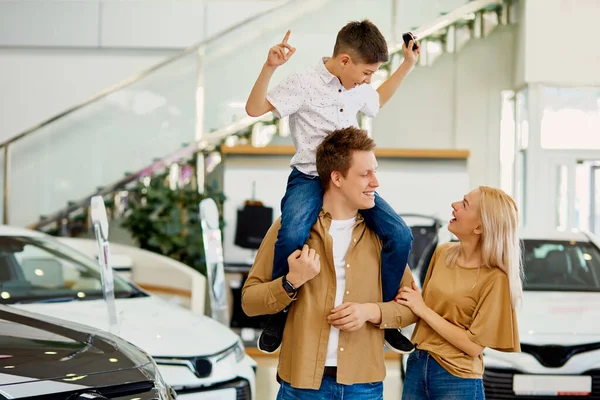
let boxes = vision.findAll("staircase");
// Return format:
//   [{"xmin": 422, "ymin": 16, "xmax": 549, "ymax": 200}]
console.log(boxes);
[{"xmin": 0, "ymin": 0, "xmax": 518, "ymax": 238}]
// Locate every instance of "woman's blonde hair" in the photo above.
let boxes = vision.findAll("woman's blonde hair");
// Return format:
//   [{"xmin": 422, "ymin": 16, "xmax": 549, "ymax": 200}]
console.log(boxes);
[{"xmin": 446, "ymin": 186, "xmax": 524, "ymax": 307}]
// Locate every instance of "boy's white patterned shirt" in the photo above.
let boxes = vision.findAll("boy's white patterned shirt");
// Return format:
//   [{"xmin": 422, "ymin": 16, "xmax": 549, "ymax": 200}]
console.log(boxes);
[{"xmin": 266, "ymin": 57, "xmax": 380, "ymax": 176}]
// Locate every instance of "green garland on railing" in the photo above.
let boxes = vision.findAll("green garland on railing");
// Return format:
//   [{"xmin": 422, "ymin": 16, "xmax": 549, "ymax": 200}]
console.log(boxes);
[{"xmin": 120, "ymin": 158, "xmax": 225, "ymax": 276}]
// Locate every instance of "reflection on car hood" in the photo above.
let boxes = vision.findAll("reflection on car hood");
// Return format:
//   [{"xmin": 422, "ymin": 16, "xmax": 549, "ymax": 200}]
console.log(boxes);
[
  {"xmin": 518, "ymin": 291, "xmax": 600, "ymax": 343},
  {"xmin": 0, "ymin": 305, "xmax": 154, "ymax": 395},
  {"xmin": 15, "ymin": 296, "xmax": 240, "ymax": 357}
]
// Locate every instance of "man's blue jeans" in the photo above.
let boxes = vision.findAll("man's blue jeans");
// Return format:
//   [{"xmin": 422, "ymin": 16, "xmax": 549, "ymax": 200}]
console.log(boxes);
[
  {"xmin": 277, "ymin": 376, "xmax": 383, "ymax": 400},
  {"xmin": 272, "ymin": 168, "xmax": 413, "ymax": 302}
]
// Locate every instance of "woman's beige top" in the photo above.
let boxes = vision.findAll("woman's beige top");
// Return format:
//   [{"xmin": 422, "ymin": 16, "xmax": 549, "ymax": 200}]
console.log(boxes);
[{"xmin": 412, "ymin": 242, "xmax": 520, "ymax": 378}]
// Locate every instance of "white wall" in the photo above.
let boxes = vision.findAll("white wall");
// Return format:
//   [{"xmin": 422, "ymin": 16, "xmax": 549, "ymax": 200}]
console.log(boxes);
[
  {"xmin": 222, "ymin": 154, "xmax": 469, "ymax": 263},
  {"xmin": 522, "ymin": 0, "xmax": 600, "ymax": 86},
  {"xmin": 374, "ymin": 24, "xmax": 516, "ymax": 188},
  {"xmin": 0, "ymin": 0, "xmax": 286, "ymax": 49}
]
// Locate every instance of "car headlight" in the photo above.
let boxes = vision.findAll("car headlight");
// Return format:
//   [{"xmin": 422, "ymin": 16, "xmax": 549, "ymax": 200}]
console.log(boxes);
[
  {"xmin": 218, "ymin": 340, "xmax": 246, "ymax": 363},
  {"xmin": 143, "ymin": 358, "xmax": 176, "ymax": 400},
  {"xmin": 233, "ymin": 340, "xmax": 245, "ymax": 363},
  {"xmin": 215, "ymin": 340, "xmax": 246, "ymax": 363},
  {"xmin": 153, "ymin": 362, "xmax": 174, "ymax": 400}
]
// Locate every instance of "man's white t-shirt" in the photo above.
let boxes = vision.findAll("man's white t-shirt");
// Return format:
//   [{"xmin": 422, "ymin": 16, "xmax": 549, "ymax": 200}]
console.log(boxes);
[{"xmin": 324, "ymin": 216, "xmax": 356, "ymax": 367}]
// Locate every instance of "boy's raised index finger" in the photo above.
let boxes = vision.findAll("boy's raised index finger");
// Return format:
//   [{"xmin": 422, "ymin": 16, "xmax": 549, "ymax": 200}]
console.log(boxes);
[{"xmin": 282, "ymin": 30, "xmax": 291, "ymax": 44}]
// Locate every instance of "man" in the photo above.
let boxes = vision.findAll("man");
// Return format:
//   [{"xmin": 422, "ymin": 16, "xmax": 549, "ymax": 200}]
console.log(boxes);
[{"xmin": 242, "ymin": 127, "xmax": 417, "ymax": 398}]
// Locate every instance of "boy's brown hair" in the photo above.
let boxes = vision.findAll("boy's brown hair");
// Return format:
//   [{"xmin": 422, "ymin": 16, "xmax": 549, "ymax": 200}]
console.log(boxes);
[
  {"xmin": 316, "ymin": 127, "xmax": 376, "ymax": 189},
  {"xmin": 333, "ymin": 20, "xmax": 389, "ymax": 64}
]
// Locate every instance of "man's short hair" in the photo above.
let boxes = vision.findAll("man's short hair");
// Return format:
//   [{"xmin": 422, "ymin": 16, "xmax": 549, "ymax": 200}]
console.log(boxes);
[
  {"xmin": 333, "ymin": 20, "xmax": 389, "ymax": 64},
  {"xmin": 316, "ymin": 127, "xmax": 376, "ymax": 189}
]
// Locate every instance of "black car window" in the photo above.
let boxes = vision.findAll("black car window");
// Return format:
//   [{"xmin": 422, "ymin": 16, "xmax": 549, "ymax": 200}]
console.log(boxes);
[
  {"xmin": 523, "ymin": 239, "xmax": 600, "ymax": 291},
  {"xmin": 0, "ymin": 236, "xmax": 140, "ymax": 304}
]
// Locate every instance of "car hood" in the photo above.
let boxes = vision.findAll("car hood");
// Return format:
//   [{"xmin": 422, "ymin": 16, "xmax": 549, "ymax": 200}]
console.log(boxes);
[
  {"xmin": 0, "ymin": 306, "xmax": 155, "ymax": 396},
  {"xmin": 14, "ymin": 296, "xmax": 240, "ymax": 357},
  {"xmin": 518, "ymin": 291, "xmax": 600, "ymax": 344}
]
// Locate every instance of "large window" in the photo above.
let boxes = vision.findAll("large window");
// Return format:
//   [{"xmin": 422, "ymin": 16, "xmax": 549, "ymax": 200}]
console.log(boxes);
[
  {"xmin": 540, "ymin": 87, "xmax": 600, "ymax": 150},
  {"xmin": 514, "ymin": 89, "xmax": 529, "ymax": 225},
  {"xmin": 555, "ymin": 165, "xmax": 569, "ymax": 231},
  {"xmin": 574, "ymin": 161, "xmax": 600, "ymax": 234},
  {"xmin": 499, "ymin": 91, "xmax": 516, "ymax": 195}
]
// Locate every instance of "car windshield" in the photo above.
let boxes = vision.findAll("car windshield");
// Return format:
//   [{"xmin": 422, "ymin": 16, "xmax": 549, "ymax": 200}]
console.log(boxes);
[
  {"xmin": 0, "ymin": 235, "xmax": 144, "ymax": 304},
  {"xmin": 523, "ymin": 239, "xmax": 600, "ymax": 292}
]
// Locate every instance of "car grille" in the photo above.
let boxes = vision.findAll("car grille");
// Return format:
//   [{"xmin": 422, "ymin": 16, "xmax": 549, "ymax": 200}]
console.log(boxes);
[
  {"xmin": 521, "ymin": 342, "xmax": 600, "ymax": 368},
  {"xmin": 194, "ymin": 357, "xmax": 212, "ymax": 378},
  {"xmin": 5, "ymin": 381, "xmax": 159, "ymax": 400},
  {"xmin": 484, "ymin": 368, "xmax": 600, "ymax": 399},
  {"xmin": 235, "ymin": 379, "xmax": 252, "ymax": 400},
  {"xmin": 177, "ymin": 378, "xmax": 251, "ymax": 400}
]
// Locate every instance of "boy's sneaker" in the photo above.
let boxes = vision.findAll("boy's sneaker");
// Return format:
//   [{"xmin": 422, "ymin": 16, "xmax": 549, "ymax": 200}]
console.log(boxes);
[
  {"xmin": 384, "ymin": 329, "xmax": 415, "ymax": 354},
  {"xmin": 257, "ymin": 309, "xmax": 288, "ymax": 354}
]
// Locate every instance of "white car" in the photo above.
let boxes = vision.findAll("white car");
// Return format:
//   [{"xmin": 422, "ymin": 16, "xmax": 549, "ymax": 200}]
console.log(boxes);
[
  {"xmin": 484, "ymin": 231, "xmax": 600, "ymax": 399},
  {"xmin": 0, "ymin": 225, "xmax": 256, "ymax": 400},
  {"xmin": 403, "ymin": 230, "xmax": 600, "ymax": 399}
]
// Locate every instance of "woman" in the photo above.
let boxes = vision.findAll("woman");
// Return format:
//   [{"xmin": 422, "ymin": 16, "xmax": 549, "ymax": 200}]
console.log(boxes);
[{"xmin": 398, "ymin": 186, "xmax": 523, "ymax": 399}]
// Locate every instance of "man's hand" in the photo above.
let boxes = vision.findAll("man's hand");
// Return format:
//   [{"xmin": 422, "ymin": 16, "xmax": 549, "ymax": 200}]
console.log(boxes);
[
  {"xmin": 402, "ymin": 34, "xmax": 420, "ymax": 66},
  {"xmin": 286, "ymin": 244, "xmax": 320, "ymax": 288},
  {"xmin": 327, "ymin": 303, "xmax": 374, "ymax": 332},
  {"xmin": 266, "ymin": 30, "xmax": 296, "ymax": 68}
]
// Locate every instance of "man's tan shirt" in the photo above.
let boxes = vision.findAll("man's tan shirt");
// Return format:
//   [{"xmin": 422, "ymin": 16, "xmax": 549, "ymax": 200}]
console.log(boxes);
[{"xmin": 242, "ymin": 211, "xmax": 416, "ymax": 389}]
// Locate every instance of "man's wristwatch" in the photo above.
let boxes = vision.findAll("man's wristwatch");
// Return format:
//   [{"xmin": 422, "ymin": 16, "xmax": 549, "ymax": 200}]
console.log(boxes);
[{"xmin": 282, "ymin": 275, "xmax": 298, "ymax": 295}]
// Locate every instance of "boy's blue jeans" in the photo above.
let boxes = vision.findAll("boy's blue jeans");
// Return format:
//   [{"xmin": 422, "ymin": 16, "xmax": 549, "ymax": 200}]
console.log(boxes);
[{"xmin": 273, "ymin": 168, "xmax": 413, "ymax": 302}]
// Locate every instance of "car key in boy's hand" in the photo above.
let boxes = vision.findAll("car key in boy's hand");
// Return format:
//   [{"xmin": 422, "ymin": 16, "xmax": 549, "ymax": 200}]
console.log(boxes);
[
  {"xmin": 402, "ymin": 32, "xmax": 421, "ymax": 66},
  {"xmin": 402, "ymin": 31, "xmax": 419, "ymax": 50}
]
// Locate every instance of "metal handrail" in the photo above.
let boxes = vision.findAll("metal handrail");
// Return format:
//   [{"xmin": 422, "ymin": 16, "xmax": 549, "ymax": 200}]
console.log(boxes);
[
  {"xmin": 31, "ymin": 114, "xmax": 274, "ymax": 230},
  {"xmin": 388, "ymin": 0, "xmax": 504, "ymax": 54},
  {"xmin": 8, "ymin": 0, "xmax": 508, "ymax": 229}
]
